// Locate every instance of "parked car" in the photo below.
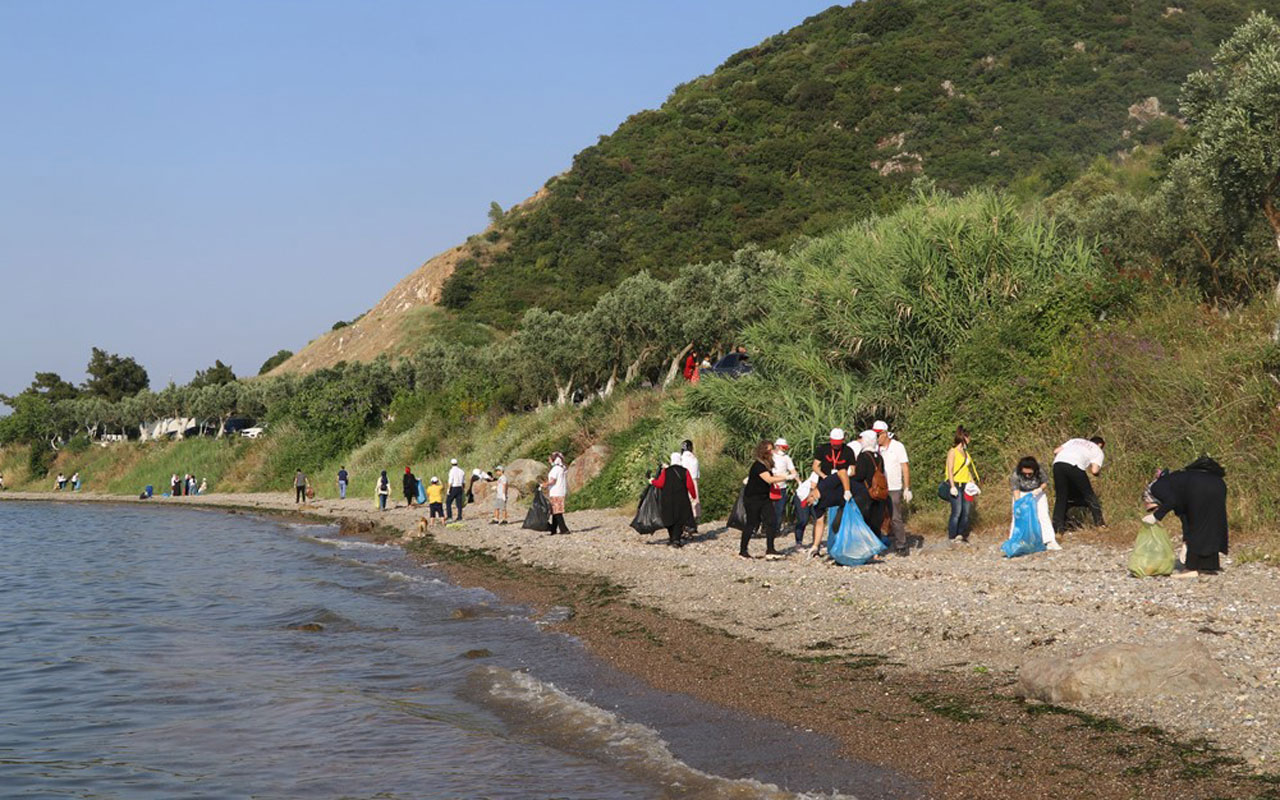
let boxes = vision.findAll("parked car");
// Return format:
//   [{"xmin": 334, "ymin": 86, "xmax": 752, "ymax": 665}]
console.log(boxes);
[
  {"xmin": 240, "ymin": 426, "xmax": 267, "ymax": 439},
  {"xmin": 702, "ymin": 352, "xmax": 753, "ymax": 379}
]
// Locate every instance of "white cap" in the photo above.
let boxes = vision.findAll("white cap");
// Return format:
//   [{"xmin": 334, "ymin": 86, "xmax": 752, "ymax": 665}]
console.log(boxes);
[
  {"xmin": 872, "ymin": 420, "xmax": 889, "ymax": 433},
  {"xmin": 472, "ymin": 468, "xmax": 481, "ymax": 476},
  {"xmin": 450, "ymin": 458, "xmax": 458, "ymax": 465},
  {"xmin": 829, "ymin": 427, "xmax": 845, "ymax": 441},
  {"xmin": 774, "ymin": 437, "xmax": 789, "ymax": 448},
  {"xmin": 431, "ymin": 476, "xmax": 440, "ymax": 483}
]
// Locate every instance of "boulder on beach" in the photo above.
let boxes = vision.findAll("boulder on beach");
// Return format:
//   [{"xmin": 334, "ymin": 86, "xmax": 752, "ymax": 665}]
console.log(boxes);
[
  {"xmin": 566, "ymin": 444, "xmax": 610, "ymax": 493},
  {"xmin": 503, "ymin": 459, "xmax": 547, "ymax": 495},
  {"xmin": 1016, "ymin": 636, "xmax": 1231, "ymax": 704}
]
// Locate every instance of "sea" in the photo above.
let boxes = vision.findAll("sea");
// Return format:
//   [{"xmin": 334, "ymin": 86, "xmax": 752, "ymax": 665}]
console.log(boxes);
[{"xmin": 0, "ymin": 501, "xmax": 917, "ymax": 799}]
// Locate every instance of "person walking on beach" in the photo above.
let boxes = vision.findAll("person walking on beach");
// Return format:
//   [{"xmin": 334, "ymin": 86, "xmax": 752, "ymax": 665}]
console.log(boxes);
[
  {"xmin": 1052, "ymin": 437, "xmax": 1106, "ymax": 532},
  {"xmin": 376, "ymin": 471, "xmax": 390, "ymax": 510},
  {"xmin": 680, "ymin": 440, "xmax": 700, "ymax": 529},
  {"xmin": 427, "ymin": 477, "xmax": 445, "ymax": 524},
  {"xmin": 294, "ymin": 469, "xmax": 308, "ymax": 503},
  {"xmin": 875, "ymin": 422, "xmax": 913, "ymax": 556},
  {"xmin": 337, "ymin": 466, "xmax": 349, "ymax": 500},
  {"xmin": 1010, "ymin": 456, "xmax": 1059, "ymax": 550},
  {"xmin": 402, "ymin": 467, "xmax": 418, "ymax": 507},
  {"xmin": 1143, "ymin": 457, "xmax": 1228, "ymax": 576},
  {"xmin": 771, "ymin": 438, "xmax": 799, "ymax": 536},
  {"xmin": 812, "ymin": 428, "xmax": 856, "ymax": 505},
  {"xmin": 544, "ymin": 452, "xmax": 570, "ymax": 535},
  {"xmin": 651, "ymin": 452, "xmax": 697, "ymax": 547},
  {"xmin": 944, "ymin": 427, "xmax": 979, "ymax": 542},
  {"xmin": 446, "ymin": 459, "xmax": 465, "ymax": 520},
  {"xmin": 740, "ymin": 440, "xmax": 791, "ymax": 559},
  {"xmin": 490, "ymin": 466, "xmax": 509, "ymax": 525}
]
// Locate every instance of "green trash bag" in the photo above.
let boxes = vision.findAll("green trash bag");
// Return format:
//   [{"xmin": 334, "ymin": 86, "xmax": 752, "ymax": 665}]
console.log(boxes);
[{"xmin": 1127, "ymin": 521, "xmax": 1176, "ymax": 578}]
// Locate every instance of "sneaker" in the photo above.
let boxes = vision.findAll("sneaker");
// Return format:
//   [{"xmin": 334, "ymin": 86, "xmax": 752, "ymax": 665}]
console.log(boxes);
[
  {"xmin": 1045, "ymin": 542, "xmax": 1062, "ymax": 551},
  {"xmin": 893, "ymin": 547, "xmax": 910, "ymax": 558},
  {"xmin": 500, "ymin": 520, "xmax": 509, "ymax": 525},
  {"xmin": 764, "ymin": 553, "xmax": 784, "ymax": 561}
]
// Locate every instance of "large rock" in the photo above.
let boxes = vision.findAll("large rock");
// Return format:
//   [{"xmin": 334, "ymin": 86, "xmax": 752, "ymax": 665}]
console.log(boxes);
[
  {"xmin": 1016, "ymin": 636, "xmax": 1231, "ymax": 704},
  {"xmin": 503, "ymin": 459, "xmax": 547, "ymax": 496},
  {"xmin": 566, "ymin": 444, "xmax": 610, "ymax": 493}
]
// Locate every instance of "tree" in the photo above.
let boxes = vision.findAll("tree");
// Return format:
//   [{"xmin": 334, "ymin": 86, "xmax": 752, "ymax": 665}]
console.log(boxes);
[
  {"xmin": 0, "ymin": 372, "xmax": 80, "ymax": 406},
  {"xmin": 257, "ymin": 350, "xmax": 294, "ymax": 375},
  {"xmin": 1177, "ymin": 12, "xmax": 1280, "ymax": 299},
  {"xmin": 189, "ymin": 359, "xmax": 236, "ymax": 389},
  {"xmin": 487, "ymin": 201, "xmax": 505, "ymax": 225},
  {"xmin": 83, "ymin": 348, "xmax": 149, "ymax": 402}
]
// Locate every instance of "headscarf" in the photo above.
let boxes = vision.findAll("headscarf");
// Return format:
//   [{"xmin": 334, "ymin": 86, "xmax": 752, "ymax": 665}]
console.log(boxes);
[
  {"xmin": 859, "ymin": 430, "xmax": 877, "ymax": 450},
  {"xmin": 670, "ymin": 452, "xmax": 682, "ymax": 467},
  {"xmin": 551, "ymin": 452, "xmax": 565, "ymax": 467}
]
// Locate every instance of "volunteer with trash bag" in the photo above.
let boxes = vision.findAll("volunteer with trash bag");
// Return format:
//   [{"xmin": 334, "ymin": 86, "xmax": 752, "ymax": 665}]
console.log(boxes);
[
  {"xmin": 650, "ymin": 451, "xmax": 697, "ymax": 548},
  {"xmin": 942, "ymin": 426, "xmax": 979, "ymax": 542},
  {"xmin": 852, "ymin": 430, "xmax": 889, "ymax": 535},
  {"xmin": 1051, "ymin": 436, "xmax": 1106, "ymax": 532},
  {"xmin": 875, "ymin": 422, "xmax": 913, "ymax": 557},
  {"xmin": 543, "ymin": 452, "xmax": 571, "ymax": 535},
  {"xmin": 771, "ymin": 438, "xmax": 799, "ymax": 533},
  {"xmin": 680, "ymin": 440, "xmax": 700, "ymax": 529},
  {"xmin": 739, "ymin": 440, "xmax": 790, "ymax": 559},
  {"xmin": 812, "ymin": 428, "xmax": 857, "ymax": 506},
  {"xmin": 804, "ymin": 471, "xmax": 852, "ymax": 559},
  {"xmin": 1142, "ymin": 457, "xmax": 1229, "ymax": 576},
  {"xmin": 402, "ymin": 467, "xmax": 417, "ymax": 508},
  {"xmin": 1007, "ymin": 456, "xmax": 1059, "ymax": 550}
]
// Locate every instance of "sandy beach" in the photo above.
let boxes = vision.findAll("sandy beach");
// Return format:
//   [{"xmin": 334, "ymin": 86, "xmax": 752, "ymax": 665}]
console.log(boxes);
[{"xmin": 8, "ymin": 489, "xmax": 1279, "ymax": 799}]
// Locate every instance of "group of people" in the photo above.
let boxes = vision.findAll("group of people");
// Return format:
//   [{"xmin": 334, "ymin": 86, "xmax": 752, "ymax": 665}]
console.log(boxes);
[{"xmin": 54, "ymin": 472, "xmax": 82, "ymax": 491}]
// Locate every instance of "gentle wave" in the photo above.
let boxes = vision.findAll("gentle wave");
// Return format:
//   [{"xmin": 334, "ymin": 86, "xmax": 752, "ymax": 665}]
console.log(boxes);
[
  {"xmin": 311, "ymin": 537, "xmax": 399, "ymax": 551},
  {"xmin": 471, "ymin": 666, "xmax": 860, "ymax": 800}
]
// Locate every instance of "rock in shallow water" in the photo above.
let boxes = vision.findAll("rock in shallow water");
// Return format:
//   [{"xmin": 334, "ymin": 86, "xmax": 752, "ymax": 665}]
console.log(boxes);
[{"xmin": 1016, "ymin": 635, "xmax": 1231, "ymax": 703}]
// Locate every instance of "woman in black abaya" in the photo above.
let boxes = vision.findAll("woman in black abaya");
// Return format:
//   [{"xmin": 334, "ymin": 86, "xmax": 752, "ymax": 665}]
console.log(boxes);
[{"xmin": 1143, "ymin": 457, "xmax": 1228, "ymax": 575}]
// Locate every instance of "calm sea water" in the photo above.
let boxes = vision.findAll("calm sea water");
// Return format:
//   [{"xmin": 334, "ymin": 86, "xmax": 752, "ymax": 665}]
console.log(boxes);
[{"xmin": 0, "ymin": 502, "xmax": 914, "ymax": 799}]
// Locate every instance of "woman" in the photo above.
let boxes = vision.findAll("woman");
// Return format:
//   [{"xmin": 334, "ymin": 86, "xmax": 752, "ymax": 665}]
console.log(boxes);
[
  {"xmin": 376, "ymin": 470, "xmax": 390, "ymax": 511},
  {"xmin": 402, "ymin": 467, "xmax": 417, "ymax": 507},
  {"xmin": 1009, "ymin": 456, "xmax": 1059, "ymax": 550},
  {"xmin": 651, "ymin": 452, "xmax": 697, "ymax": 547},
  {"xmin": 804, "ymin": 471, "xmax": 848, "ymax": 558},
  {"xmin": 852, "ymin": 430, "xmax": 887, "ymax": 534},
  {"xmin": 680, "ymin": 440, "xmax": 700, "ymax": 531},
  {"xmin": 740, "ymin": 439, "xmax": 790, "ymax": 559},
  {"xmin": 543, "ymin": 453, "xmax": 570, "ymax": 535},
  {"xmin": 944, "ymin": 426, "xmax": 979, "ymax": 542},
  {"xmin": 1143, "ymin": 457, "xmax": 1228, "ymax": 576},
  {"xmin": 683, "ymin": 350, "xmax": 699, "ymax": 382}
]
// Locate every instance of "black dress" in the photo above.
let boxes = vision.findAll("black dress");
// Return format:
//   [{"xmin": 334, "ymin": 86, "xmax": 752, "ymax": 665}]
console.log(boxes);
[
  {"xmin": 1149, "ymin": 458, "xmax": 1228, "ymax": 572},
  {"xmin": 403, "ymin": 472, "xmax": 418, "ymax": 503}
]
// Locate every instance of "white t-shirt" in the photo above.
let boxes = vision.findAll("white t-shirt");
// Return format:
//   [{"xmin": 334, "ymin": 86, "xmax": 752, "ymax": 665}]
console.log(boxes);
[
  {"xmin": 1053, "ymin": 439, "xmax": 1105, "ymax": 472},
  {"xmin": 680, "ymin": 452, "xmax": 700, "ymax": 481},
  {"xmin": 879, "ymin": 439, "xmax": 910, "ymax": 491},
  {"xmin": 496, "ymin": 474, "xmax": 508, "ymax": 500},
  {"xmin": 447, "ymin": 465, "xmax": 465, "ymax": 488},
  {"xmin": 547, "ymin": 464, "xmax": 568, "ymax": 497},
  {"xmin": 795, "ymin": 471, "xmax": 819, "ymax": 502},
  {"xmin": 772, "ymin": 452, "xmax": 795, "ymax": 487}
]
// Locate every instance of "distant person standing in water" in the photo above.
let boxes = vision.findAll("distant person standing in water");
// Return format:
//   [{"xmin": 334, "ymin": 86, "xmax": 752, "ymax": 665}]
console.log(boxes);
[
  {"xmin": 294, "ymin": 470, "xmax": 307, "ymax": 503},
  {"xmin": 337, "ymin": 466, "xmax": 349, "ymax": 500}
]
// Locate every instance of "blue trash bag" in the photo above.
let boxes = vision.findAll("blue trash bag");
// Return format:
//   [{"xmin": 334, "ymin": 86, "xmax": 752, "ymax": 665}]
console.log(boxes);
[
  {"xmin": 825, "ymin": 500, "xmax": 887, "ymax": 566},
  {"xmin": 1001, "ymin": 493, "xmax": 1046, "ymax": 558}
]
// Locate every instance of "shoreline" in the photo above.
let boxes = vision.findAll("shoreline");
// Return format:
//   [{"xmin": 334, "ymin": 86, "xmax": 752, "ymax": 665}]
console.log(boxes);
[{"xmin": 6, "ymin": 490, "xmax": 1278, "ymax": 799}]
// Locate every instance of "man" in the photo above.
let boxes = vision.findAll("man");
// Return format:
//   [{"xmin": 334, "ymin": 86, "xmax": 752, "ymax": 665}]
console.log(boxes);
[
  {"xmin": 1052, "ymin": 436, "xmax": 1106, "ymax": 532},
  {"xmin": 875, "ymin": 421, "xmax": 913, "ymax": 556},
  {"xmin": 446, "ymin": 458, "xmax": 466, "ymax": 520},
  {"xmin": 336, "ymin": 466, "xmax": 349, "ymax": 500},
  {"xmin": 402, "ymin": 466, "xmax": 418, "ymax": 507},
  {"xmin": 294, "ymin": 469, "xmax": 307, "ymax": 504},
  {"xmin": 771, "ymin": 438, "xmax": 799, "ymax": 535},
  {"xmin": 811, "ymin": 428, "xmax": 855, "ymax": 504}
]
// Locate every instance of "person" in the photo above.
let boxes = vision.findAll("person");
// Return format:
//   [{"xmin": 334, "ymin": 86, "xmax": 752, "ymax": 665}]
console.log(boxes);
[
  {"xmin": 294, "ymin": 469, "xmax": 307, "ymax": 503},
  {"xmin": 0, "ymin": 472, "xmax": 6, "ymax": 491},
  {"xmin": 427, "ymin": 477, "xmax": 445, "ymax": 523},
  {"xmin": 804, "ymin": 471, "xmax": 850, "ymax": 558},
  {"xmin": 402, "ymin": 467, "xmax": 418, "ymax": 507},
  {"xmin": 467, "ymin": 468, "xmax": 492, "ymax": 505},
  {"xmin": 651, "ymin": 451, "xmax": 698, "ymax": 547},
  {"xmin": 170, "ymin": 474, "xmax": 180, "ymax": 496},
  {"xmin": 740, "ymin": 439, "xmax": 790, "ymax": 559},
  {"xmin": 812, "ymin": 428, "xmax": 856, "ymax": 505},
  {"xmin": 446, "ymin": 458, "xmax": 466, "ymax": 520},
  {"xmin": 337, "ymin": 466, "xmax": 349, "ymax": 500},
  {"xmin": 771, "ymin": 438, "xmax": 799, "ymax": 537},
  {"xmin": 543, "ymin": 452, "xmax": 570, "ymax": 535},
  {"xmin": 376, "ymin": 470, "xmax": 390, "ymax": 511},
  {"xmin": 683, "ymin": 349, "xmax": 699, "ymax": 382},
  {"xmin": 1052, "ymin": 436, "xmax": 1106, "ymax": 532},
  {"xmin": 1143, "ymin": 457, "xmax": 1228, "ymax": 576},
  {"xmin": 680, "ymin": 440, "xmax": 700, "ymax": 530},
  {"xmin": 1009, "ymin": 456, "xmax": 1060, "ymax": 550},
  {"xmin": 198, "ymin": 477, "xmax": 207, "ymax": 494},
  {"xmin": 875, "ymin": 422, "xmax": 913, "ymax": 556},
  {"xmin": 71, "ymin": 472, "xmax": 81, "ymax": 491},
  {"xmin": 852, "ymin": 430, "xmax": 888, "ymax": 535},
  {"xmin": 490, "ymin": 466, "xmax": 509, "ymax": 525},
  {"xmin": 944, "ymin": 427, "xmax": 979, "ymax": 542},
  {"xmin": 55, "ymin": 472, "xmax": 67, "ymax": 491}
]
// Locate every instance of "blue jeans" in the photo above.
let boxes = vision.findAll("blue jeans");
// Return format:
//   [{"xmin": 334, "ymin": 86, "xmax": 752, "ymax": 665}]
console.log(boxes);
[
  {"xmin": 378, "ymin": 494, "xmax": 387, "ymax": 510},
  {"xmin": 338, "ymin": 480, "xmax": 347, "ymax": 499},
  {"xmin": 947, "ymin": 493, "xmax": 972, "ymax": 539},
  {"xmin": 792, "ymin": 493, "xmax": 811, "ymax": 545},
  {"xmin": 772, "ymin": 489, "xmax": 789, "ymax": 537}
]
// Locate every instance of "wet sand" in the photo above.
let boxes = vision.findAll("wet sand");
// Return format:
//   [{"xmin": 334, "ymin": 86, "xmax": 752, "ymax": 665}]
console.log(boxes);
[{"xmin": 7, "ymin": 490, "xmax": 1279, "ymax": 799}]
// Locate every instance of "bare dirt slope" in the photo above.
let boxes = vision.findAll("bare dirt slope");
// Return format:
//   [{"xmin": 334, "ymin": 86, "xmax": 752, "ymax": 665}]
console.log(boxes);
[{"xmin": 269, "ymin": 188, "xmax": 546, "ymax": 376}]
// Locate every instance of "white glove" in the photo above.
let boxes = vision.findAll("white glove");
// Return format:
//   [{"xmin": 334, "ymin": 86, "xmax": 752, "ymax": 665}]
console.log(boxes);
[
  {"xmin": 903, "ymin": 488, "xmax": 913, "ymax": 503},
  {"xmin": 949, "ymin": 486, "xmax": 959, "ymax": 498},
  {"xmin": 1142, "ymin": 513, "xmax": 1157, "ymax": 525},
  {"xmin": 843, "ymin": 491, "xmax": 852, "ymax": 502}
]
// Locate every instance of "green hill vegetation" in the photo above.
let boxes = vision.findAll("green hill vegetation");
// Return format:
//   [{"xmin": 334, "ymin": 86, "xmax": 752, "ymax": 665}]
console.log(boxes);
[{"xmin": 5, "ymin": 6, "xmax": 1280, "ymax": 560}]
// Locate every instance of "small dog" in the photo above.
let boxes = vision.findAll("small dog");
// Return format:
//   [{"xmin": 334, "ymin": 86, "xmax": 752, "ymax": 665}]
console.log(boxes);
[{"xmin": 417, "ymin": 517, "xmax": 428, "ymax": 534}]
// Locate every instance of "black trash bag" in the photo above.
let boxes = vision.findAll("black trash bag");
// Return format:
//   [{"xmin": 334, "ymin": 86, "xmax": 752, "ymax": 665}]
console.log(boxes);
[
  {"xmin": 630, "ymin": 485, "xmax": 664, "ymax": 534},
  {"xmin": 726, "ymin": 487, "xmax": 748, "ymax": 531},
  {"xmin": 522, "ymin": 488, "xmax": 553, "ymax": 532}
]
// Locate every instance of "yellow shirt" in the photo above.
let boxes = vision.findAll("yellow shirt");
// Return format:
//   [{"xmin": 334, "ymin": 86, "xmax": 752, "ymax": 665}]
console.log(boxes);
[
  {"xmin": 947, "ymin": 446, "xmax": 978, "ymax": 484},
  {"xmin": 426, "ymin": 484, "xmax": 444, "ymax": 504}
]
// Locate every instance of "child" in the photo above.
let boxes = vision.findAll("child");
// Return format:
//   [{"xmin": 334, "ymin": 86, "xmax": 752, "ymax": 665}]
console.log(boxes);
[
  {"xmin": 490, "ymin": 466, "xmax": 509, "ymax": 525},
  {"xmin": 426, "ymin": 476, "xmax": 445, "ymax": 525}
]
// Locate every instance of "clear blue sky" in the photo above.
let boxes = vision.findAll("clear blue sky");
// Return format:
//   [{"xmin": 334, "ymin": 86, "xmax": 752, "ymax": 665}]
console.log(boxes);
[{"xmin": 0, "ymin": 0, "xmax": 836, "ymax": 398}]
